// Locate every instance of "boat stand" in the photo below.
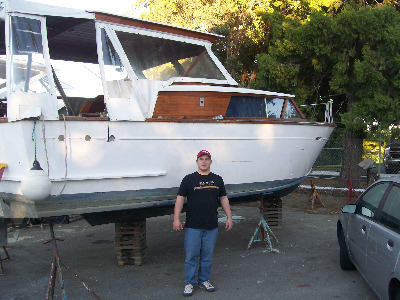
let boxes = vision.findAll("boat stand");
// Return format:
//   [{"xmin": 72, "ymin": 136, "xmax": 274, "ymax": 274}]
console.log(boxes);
[
  {"xmin": 44, "ymin": 223, "xmax": 101, "ymax": 300},
  {"xmin": 247, "ymin": 197, "xmax": 279, "ymax": 252},
  {"xmin": 309, "ymin": 180, "xmax": 325, "ymax": 210}
]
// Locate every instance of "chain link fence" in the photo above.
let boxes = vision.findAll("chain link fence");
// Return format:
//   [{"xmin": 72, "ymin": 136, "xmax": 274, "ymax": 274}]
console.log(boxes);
[
  {"xmin": 314, "ymin": 148, "xmax": 343, "ymax": 167},
  {"xmin": 363, "ymin": 128, "xmax": 400, "ymax": 175},
  {"xmin": 314, "ymin": 126, "xmax": 400, "ymax": 175}
]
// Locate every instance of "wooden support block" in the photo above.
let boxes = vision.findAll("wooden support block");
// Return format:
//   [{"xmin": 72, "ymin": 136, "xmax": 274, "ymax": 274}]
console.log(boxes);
[
  {"xmin": 262, "ymin": 198, "xmax": 282, "ymax": 227},
  {"xmin": 115, "ymin": 219, "xmax": 147, "ymax": 266}
]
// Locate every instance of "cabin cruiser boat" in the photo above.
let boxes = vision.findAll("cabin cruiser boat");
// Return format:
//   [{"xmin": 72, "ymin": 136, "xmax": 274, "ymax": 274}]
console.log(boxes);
[{"xmin": 0, "ymin": 0, "xmax": 334, "ymax": 221}]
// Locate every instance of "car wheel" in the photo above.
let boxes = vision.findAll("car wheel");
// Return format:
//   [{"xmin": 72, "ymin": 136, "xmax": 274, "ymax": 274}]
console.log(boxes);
[
  {"xmin": 338, "ymin": 229, "xmax": 355, "ymax": 270},
  {"xmin": 396, "ymin": 290, "xmax": 400, "ymax": 300}
]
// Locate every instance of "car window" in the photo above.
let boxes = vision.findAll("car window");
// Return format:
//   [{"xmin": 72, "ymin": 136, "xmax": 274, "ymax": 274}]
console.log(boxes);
[
  {"xmin": 356, "ymin": 182, "xmax": 389, "ymax": 218},
  {"xmin": 380, "ymin": 185, "xmax": 400, "ymax": 232}
]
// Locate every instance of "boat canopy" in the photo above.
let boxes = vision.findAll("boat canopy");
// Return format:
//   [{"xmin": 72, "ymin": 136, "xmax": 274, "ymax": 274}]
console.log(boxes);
[
  {"xmin": 0, "ymin": 0, "xmax": 95, "ymax": 20},
  {"xmin": 0, "ymin": 0, "xmax": 243, "ymax": 121},
  {"xmin": 0, "ymin": 0, "xmax": 302, "ymax": 122}
]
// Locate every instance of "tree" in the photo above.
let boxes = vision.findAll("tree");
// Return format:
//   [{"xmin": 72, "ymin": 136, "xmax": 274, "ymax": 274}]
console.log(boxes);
[{"xmin": 254, "ymin": 6, "xmax": 400, "ymax": 180}]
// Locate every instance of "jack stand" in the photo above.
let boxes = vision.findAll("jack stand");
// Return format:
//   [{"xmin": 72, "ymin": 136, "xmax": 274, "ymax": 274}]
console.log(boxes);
[
  {"xmin": 44, "ymin": 223, "xmax": 101, "ymax": 300},
  {"xmin": 309, "ymin": 180, "xmax": 325, "ymax": 210},
  {"xmin": 247, "ymin": 197, "xmax": 279, "ymax": 252},
  {"xmin": 347, "ymin": 178, "xmax": 359, "ymax": 204}
]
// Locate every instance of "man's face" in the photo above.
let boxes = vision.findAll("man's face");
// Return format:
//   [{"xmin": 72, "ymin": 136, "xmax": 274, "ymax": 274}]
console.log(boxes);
[{"xmin": 196, "ymin": 155, "xmax": 212, "ymax": 172}]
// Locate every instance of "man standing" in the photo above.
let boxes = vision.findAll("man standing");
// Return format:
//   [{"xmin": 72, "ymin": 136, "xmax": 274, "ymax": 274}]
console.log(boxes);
[{"xmin": 173, "ymin": 150, "xmax": 233, "ymax": 297}]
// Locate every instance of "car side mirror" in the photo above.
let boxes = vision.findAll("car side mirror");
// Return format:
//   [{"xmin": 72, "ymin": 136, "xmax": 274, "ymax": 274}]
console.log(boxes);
[{"xmin": 341, "ymin": 204, "xmax": 356, "ymax": 214}]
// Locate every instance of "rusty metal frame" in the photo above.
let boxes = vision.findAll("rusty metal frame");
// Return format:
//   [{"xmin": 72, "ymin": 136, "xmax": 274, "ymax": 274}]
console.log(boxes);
[
  {"xmin": 0, "ymin": 246, "xmax": 10, "ymax": 275},
  {"xmin": 44, "ymin": 223, "xmax": 101, "ymax": 300}
]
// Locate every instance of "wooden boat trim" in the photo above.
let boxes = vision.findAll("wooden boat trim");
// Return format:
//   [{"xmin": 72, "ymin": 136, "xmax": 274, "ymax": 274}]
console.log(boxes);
[
  {"xmin": 145, "ymin": 117, "xmax": 336, "ymax": 126},
  {"xmin": 94, "ymin": 13, "xmax": 221, "ymax": 42}
]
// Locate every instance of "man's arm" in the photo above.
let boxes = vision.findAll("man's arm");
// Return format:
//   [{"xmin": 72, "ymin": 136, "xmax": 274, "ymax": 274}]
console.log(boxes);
[
  {"xmin": 173, "ymin": 195, "xmax": 185, "ymax": 231},
  {"xmin": 220, "ymin": 195, "xmax": 233, "ymax": 231}
]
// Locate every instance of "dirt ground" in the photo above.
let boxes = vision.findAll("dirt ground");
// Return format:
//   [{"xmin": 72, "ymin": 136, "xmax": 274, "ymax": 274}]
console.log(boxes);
[
  {"xmin": 281, "ymin": 177, "xmax": 367, "ymax": 215},
  {"xmin": 236, "ymin": 176, "xmax": 358, "ymax": 216}
]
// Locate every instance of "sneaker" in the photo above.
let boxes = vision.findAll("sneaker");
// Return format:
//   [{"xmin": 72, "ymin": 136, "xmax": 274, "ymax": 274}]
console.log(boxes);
[
  {"xmin": 199, "ymin": 280, "xmax": 215, "ymax": 292},
  {"xmin": 183, "ymin": 284, "xmax": 194, "ymax": 297}
]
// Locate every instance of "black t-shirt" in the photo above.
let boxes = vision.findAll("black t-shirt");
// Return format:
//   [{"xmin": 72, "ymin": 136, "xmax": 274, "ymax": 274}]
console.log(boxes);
[{"xmin": 177, "ymin": 172, "xmax": 227, "ymax": 230}]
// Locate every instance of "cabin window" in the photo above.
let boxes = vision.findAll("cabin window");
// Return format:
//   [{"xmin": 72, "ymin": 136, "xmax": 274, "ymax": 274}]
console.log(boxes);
[
  {"xmin": 284, "ymin": 100, "xmax": 301, "ymax": 119},
  {"xmin": 265, "ymin": 98, "xmax": 284, "ymax": 118},
  {"xmin": 226, "ymin": 96, "xmax": 294, "ymax": 118},
  {"xmin": 114, "ymin": 31, "xmax": 226, "ymax": 81},
  {"xmin": 225, "ymin": 96, "xmax": 266, "ymax": 117},
  {"xmin": 225, "ymin": 96, "xmax": 302, "ymax": 119},
  {"xmin": 9, "ymin": 16, "xmax": 51, "ymax": 94}
]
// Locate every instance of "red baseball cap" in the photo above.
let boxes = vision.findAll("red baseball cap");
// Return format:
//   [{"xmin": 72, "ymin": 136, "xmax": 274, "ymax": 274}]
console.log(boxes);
[{"xmin": 197, "ymin": 150, "xmax": 211, "ymax": 159}]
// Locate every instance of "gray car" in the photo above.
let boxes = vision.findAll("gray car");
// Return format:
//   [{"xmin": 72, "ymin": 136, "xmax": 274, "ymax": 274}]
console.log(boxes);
[
  {"xmin": 384, "ymin": 141, "xmax": 400, "ymax": 174},
  {"xmin": 337, "ymin": 177, "xmax": 400, "ymax": 300}
]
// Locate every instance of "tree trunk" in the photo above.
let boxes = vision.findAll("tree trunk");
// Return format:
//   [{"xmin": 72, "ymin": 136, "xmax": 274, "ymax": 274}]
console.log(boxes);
[{"xmin": 340, "ymin": 130, "xmax": 364, "ymax": 187}]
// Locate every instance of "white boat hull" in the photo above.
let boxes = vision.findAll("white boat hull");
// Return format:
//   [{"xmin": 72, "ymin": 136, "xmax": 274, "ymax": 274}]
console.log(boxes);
[{"xmin": 0, "ymin": 120, "xmax": 333, "ymax": 218}]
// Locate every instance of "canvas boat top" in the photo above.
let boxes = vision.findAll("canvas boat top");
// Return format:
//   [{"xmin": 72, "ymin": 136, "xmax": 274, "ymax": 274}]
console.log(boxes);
[{"xmin": 0, "ymin": 0, "xmax": 309, "ymax": 125}]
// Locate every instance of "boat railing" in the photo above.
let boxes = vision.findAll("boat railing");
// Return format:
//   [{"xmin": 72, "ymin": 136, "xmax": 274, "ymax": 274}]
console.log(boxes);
[{"xmin": 300, "ymin": 100, "xmax": 334, "ymax": 124}]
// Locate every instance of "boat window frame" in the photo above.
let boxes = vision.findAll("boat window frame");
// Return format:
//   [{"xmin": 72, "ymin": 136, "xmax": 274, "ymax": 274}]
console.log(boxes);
[
  {"xmin": 6, "ymin": 12, "xmax": 59, "ymax": 121},
  {"xmin": 281, "ymin": 98, "xmax": 305, "ymax": 119},
  {"xmin": 98, "ymin": 21, "xmax": 236, "ymax": 86},
  {"xmin": 96, "ymin": 22, "xmax": 147, "ymax": 120}
]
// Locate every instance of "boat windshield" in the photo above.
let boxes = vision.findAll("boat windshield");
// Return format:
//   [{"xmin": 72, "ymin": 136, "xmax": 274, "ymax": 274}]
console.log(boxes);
[{"xmin": 114, "ymin": 30, "xmax": 226, "ymax": 81}]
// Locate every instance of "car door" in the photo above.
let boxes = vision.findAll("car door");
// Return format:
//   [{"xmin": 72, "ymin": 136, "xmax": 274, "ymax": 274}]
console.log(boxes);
[
  {"xmin": 366, "ymin": 184, "xmax": 400, "ymax": 300},
  {"xmin": 347, "ymin": 182, "xmax": 390, "ymax": 276}
]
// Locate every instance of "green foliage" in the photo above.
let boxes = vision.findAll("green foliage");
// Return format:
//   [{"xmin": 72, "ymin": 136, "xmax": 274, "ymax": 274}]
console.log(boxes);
[
  {"xmin": 254, "ymin": 6, "xmax": 400, "ymax": 132},
  {"xmin": 325, "ymin": 127, "xmax": 345, "ymax": 147}
]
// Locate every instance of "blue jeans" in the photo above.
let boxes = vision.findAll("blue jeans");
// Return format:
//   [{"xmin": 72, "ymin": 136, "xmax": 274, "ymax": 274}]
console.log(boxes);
[{"xmin": 184, "ymin": 227, "xmax": 218, "ymax": 285}]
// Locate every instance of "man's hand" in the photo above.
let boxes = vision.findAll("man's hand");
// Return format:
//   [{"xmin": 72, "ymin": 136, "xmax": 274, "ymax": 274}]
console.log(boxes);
[
  {"xmin": 220, "ymin": 195, "xmax": 233, "ymax": 231},
  {"xmin": 225, "ymin": 218, "xmax": 233, "ymax": 231},
  {"xmin": 173, "ymin": 195, "xmax": 185, "ymax": 231},
  {"xmin": 173, "ymin": 220, "xmax": 184, "ymax": 231}
]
